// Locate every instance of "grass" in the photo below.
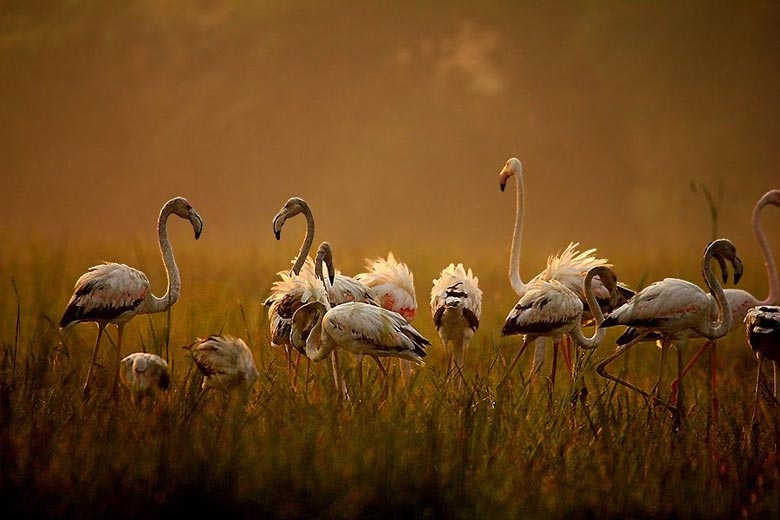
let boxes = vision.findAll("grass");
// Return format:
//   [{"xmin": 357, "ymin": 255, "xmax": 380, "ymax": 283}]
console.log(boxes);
[{"xmin": 0, "ymin": 236, "xmax": 778, "ymax": 519}]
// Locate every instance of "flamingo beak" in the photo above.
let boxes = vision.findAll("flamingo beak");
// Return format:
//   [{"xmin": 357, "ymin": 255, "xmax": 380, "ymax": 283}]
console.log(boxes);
[
  {"xmin": 189, "ymin": 211, "xmax": 203, "ymax": 240},
  {"xmin": 272, "ymin": 212, "xmax": 286, "ymax": 240},
  {"xmin": 732, "ymin": 255, "xmax": 744, "ymax": 285},
  {"xmin": 499, "ymin": 169, "xmax": 511, "ymax": 192}
]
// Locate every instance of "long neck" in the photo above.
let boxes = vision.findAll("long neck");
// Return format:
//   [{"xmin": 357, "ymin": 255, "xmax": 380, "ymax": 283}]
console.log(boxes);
[
  {"xmin": 305, "ymin": 320, "xmax": 335, "ymax": 362},
  {"xmin": 570, "ymin": 269, "xmax": 607, "ymax": 349},
  {"xmin": 508, "ymin": 170, "xmax": 526, "ymax": 295},
  {"xmin": 754, "ymin": 195, "xmax": 779, "ymax": 305},
  {"xmin": 144, "ymin": 205, "xmax": 181, "ymax": 314},
  {"xmin": 697, "ymin": 251, "xmax": 732, "ymax": 339},
  {"xmin": 291, "ymin": 205, "xmax": 315, "ymax": 275}
]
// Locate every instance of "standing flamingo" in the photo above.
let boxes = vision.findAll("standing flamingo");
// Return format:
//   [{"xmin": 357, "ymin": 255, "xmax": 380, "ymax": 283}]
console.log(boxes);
[
  {"xmin": 498, "ymin": 157, "xmax": 632, "ymax": 382},
  {"xmin": 663, "ymin": 189, "xmax": 780, "ymax": 411},
  {"xmin": 290, "ymin": 242, "xmax": 431, "ymax": 392},
  {"xmin": 430, "ymin": 263, "xmax": 481, "ymax": 380},
  {"xmin": 184, "ymin": 335, "xmax": 259, "ymax": 392},
  {"xmin": 356, "ymin": 252, "xmax": 418, "ymax": 321},
  {"xmin": 500, "ymin": 266, "xmax": 618, "ymax": 387},
  {"xmin": 119, "ymin": 353, "xmax": 170, "ymax": 405},
  {"xmin": 597, "ymin": 239, "xmax": 742, "ymax": 416},
  {"xmin": 745, "ymin": 306, "xmax": 780, "ymax": 425},
  {"xmin": 60, "ymin": 197, "xmax": 203, "ymax": 397}
]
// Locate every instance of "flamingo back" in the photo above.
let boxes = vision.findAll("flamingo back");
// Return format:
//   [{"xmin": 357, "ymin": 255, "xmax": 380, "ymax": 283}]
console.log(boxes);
[
  {"xmin": 502, "ymin": 280, "xmax": 582, "ymax": 337},
  {"xmin": 60, "ymin": 263, "xmax": 150, "ymax": 327},
  {"xmin": 355, "ymin": 252, "xmax": 417, "ymax": 320},
  {"xmin": 430, "ymin": 263, "xmax": 482, "ymax": 330},
  {"xmin": 184, "ymin": 335, "xmax": 259, "ymax": 391}
]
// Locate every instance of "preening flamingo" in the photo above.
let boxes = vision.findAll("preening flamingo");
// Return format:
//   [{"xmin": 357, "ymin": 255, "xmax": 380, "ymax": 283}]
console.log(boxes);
[
  {"xmin": 59, "ymin": 197, "xmax": 203, "ymax": 397},
  {"xmin": 744, "ymin": 306, "xmax": 780, "ymax": 425},
  {"xmin": 499, "ymin": 157, "xmax": 632, "ymax": 380},
  {"xmin": 430, "ymin": 263, "xmax": 481, "ymax": 378},
  {"xmin": 356, "ymin": 252, "xmax": 418, "ymax": 321},
  {"xmin": 184, "ymin": 335, "xmax": 259, "ymax": 392},
  {"xmin": 119, "ymin": 353, "xmax": 170, "ymax": 405},
  {"xmin": 662, "ymin": 189, "xmax": 780, "ymax": 411},
  {"xmin": 290, "ymin": 242, "xmax": 431, "ymax": 391},
  {"xmin": 597, "ymin": 239, "xmax": 742, "ymax": 415},
  {"xmin": 500, "ymin": 266, "xmax": 618, "ymax": 387}
]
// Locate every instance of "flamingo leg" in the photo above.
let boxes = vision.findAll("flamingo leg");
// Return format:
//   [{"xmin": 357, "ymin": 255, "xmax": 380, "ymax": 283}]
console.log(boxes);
[
  {"xmin": 652, "ymin": 339, "xmax": 669, "ymax": 399},
  {"xmin": 453, "ymin": 338, "xmax": 465, "ymax": 374},
  {"xmin": 752, "ymin": 357, "xmax": 763, "ymax": 426},
  {"xmin": 112, "ymin": 324, "xmax": 125, "ymax": 396},
  {"xmin": 670, "ymin": 340, "xmax": 713, "ymax": 404},
  {"xmin": 373, "ymin": 357, "xmax": 389, "ymax": 401},
  {"xmin": 83, "ymin": 324, "xmax": 106, "ymax": 399},
  {"xmin": 550, "ymin": 339, "xmax": 559, "ymax": 388},
  {"xmin": 292, "ymin": 351, "xmax": 302, "ymax": 390},
  {"xmin": 773, "ymin": 361, "xmax": 777, "ymax": 399},
  {"xmin": 530, "ymin": 338, "xmax": 546, "ymax": 379},
  {"xmin": 498, "ymin": 336, "xmax": 532, "ymax": 388},
  {"xmin": 711, "ymin": 343, "xmax": 719, "ymax": 421},
  {"xmin": 330, "ymin": 349, "xmax": 342, "ymax": 395},
  {"xmin": 561, "ymin": 335, "xmax": 573, "ymax": 379},
  {"xmin": 357, "ymin": 354, "xmax": 364, "ymax": 388},
  {"xmin": 596, "ymin": 332, "xmax": 678, "ymax": 417}
]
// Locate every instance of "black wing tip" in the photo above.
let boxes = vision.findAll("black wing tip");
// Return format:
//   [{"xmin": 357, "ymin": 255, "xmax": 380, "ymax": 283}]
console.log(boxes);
[{"xmin": 600, "ymin": 315, "xmax": 619, "ymax": 328}]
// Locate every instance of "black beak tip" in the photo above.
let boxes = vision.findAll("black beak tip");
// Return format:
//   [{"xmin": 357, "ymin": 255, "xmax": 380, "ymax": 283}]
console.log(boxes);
[
  {"xmin": 500, "ymin": 183, "xmax": 506, "ymax": 192},
  {"xmin": 329, "ymin": 274, "xmax": 335, "ymax": 285},
  {"xmin": 194, "ymin": 230, "xmax": 202, "ymax": 240},
  {"xmin": 274, "ymin": 231, "xmax": 281, "ymax": 240}
]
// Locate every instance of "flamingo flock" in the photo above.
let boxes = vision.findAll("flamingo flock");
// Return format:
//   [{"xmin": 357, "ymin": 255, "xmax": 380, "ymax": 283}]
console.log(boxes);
[{"xmin": 59, "ymin": 160, "xmax": 778, "ymax": 426}]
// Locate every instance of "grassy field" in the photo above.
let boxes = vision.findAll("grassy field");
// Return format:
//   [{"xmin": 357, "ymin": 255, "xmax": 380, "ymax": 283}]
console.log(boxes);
[{"xmin": 0, "ymin": 236, "xmax": 778, "ymax": 519}]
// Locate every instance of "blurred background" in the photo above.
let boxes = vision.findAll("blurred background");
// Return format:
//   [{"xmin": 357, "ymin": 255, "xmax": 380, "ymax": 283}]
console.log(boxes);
[{"xmin": 1, "ymin": 1, "xmax": 778, "ymax": 271}]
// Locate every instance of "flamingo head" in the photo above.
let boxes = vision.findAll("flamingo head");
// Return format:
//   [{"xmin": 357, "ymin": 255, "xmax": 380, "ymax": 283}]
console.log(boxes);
[
  {"xmin": 167, "ymin": 197, "xmax": 203, "ymax": 240},
  {"xmin": 706, "ymin": 239, "xmax": 743, "ymax": 285},
  {"xmin": 499, "ymin": 157, "xmax": 522, "ymax": 192},
  {"xmin": 315, "ymin": 241, "xmax": 336, "ymax": 286},
  {"xmin": 273, "ymin": 197, "xmax": 310, "ymax": 240}
]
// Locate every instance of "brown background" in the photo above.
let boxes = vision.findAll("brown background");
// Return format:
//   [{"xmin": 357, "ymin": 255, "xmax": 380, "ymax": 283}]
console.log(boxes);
[{"xmin": 2, "ymin": 1, "xmax": 778, "ymax": 265}]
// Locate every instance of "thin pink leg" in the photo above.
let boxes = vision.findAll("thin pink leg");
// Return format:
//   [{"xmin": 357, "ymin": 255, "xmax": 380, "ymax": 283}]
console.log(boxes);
[
  {"xmin": 498, "ymin": 337, "xmax": 532, "ymax": 388},
  {"xmin": 550, "ymin": 340, "xmax": 559, "ymax": 387},
  {"xmin": 670, "ymin": 341, "xmax": 713, "ymax": 404},
  {"xmin": 752, "ymin": 358, "xmax": 762, "ymax": 426}
]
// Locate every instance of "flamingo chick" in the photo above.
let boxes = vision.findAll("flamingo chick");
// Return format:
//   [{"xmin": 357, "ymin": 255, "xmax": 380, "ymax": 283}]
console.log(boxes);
[
  {"xmin": 119, "ymin": 353, "xmax": 170, "ymax": 405},
  {"xmin": 745, "ymin": 305, "xmax": 780, "ymax": 424},
  {"xmin": 60, "ymin": 197, "xmax": 203, "ymax": 398},
  {"xmin": 430, "ymin": 263, "xmax": 482, "ymax": 378},
  {"xmin": 184, "ymin": 335, "xmax": 259, "ymax": 392}
]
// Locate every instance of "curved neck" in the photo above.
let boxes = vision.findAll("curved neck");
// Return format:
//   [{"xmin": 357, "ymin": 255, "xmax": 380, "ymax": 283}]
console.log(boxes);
[
  {"xmin": 697, "ymin": 250, "xmax": 732, "ymax": 339},
  {"xmin": 305, "ymin": 319, "xmax": 335, "ymax": 362},
  {"xmin": 754, "ymin": 195, "xmax": 779, "ymax": 305},
  {"xmin": 570, "ymin": 269, "xmax": 607, "ymax": 349},
  {"xmin": 508, "ymin": 170, "xmax": 526, "ymax": 295},
  {"xmin": 144, "ymin": 204, "xmax": 180, "ymax": 314},
  {"xmin": 291, "ymin": 205, "xmax": 315, "ymax": 275}
]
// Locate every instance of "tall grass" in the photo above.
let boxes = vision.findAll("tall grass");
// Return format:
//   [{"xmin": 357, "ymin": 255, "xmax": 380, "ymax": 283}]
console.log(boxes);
[{"xmin": 0, "ymin": 237, "xmax": 777, "ymax": 518}]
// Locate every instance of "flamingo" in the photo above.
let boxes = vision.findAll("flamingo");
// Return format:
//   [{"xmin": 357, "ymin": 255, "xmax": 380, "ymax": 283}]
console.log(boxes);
[
  {"xmin": 500, "ymin": 266, "xmax": 618, "ymax": 387},
  {"xmin": 184, "ymin": 335, "xmax": 259, "ymax": 392},
  {"xmin": 430, "ymin": 263, "xmax": 481, "ymax": 380},
  {"xmin": 662, "ymin": 189, "xmax": 780, "ymax": 411},
  {"xmin": 597, "ymin": 239, "xmax": 742, "ymax": 416},
  {"xmin": 744, "ymin": 306, "xmax": 780, "ymax": 425},
  {"xmin": 59, "ymin": 196, "xmax": 203, "ymax": 397},
  {"xmin": 119, "ymin": 353, "xmax": 170, "ymax": 405},
  {"xmin": 499, "ymin": 157, "xmax": 632, "ymax": 382},
  {"xmin": 290, "ymin": 242, "xmax": 431, "ymax": 392},
  {"xmin": 355, "ymin": 252, "xmax": 418, "ymax": 321}
]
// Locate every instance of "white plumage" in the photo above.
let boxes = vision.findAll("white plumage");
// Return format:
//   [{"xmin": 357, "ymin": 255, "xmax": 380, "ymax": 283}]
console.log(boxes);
[
  {"xmin": 289, "ymin": 242, "xmax": 431, "ymax": 390},
  {"xmin": 430, "ymin": 263, "xmax": 481, "ymax": 374},
  {"xmin": 498, "ymin": 157, "xmax": 631, "ymax": 381},
  {"xmin": 184, "ymin": 335, "xmax": 259, "ymax": 392},
  {"xmin": 598, "ymin": 239, "xmax": 742, "ymax": 415},
  {"xmin": 60, "ymin": 197, "xmax": 203, "ymax": 397},
  {"xmin": 119, "ymin": 353, "xmax": 170, "ymax": 404},
  {"xmin": 356, "ymin": 252, "xmax": 418, "ymax": 321}
]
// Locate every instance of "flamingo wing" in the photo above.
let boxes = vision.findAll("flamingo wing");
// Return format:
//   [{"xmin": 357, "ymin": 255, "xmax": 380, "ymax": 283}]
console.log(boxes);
[
  {"xmin": 60, "ymin": 263, "xmax": 150, "ymax": 327},
  {"xmin": 501, "ymin": 280, "xmax": 582, "ymax": 336},
  {"xmin": 323, "ymin": 303, "xmax": 430, "ymax": 362}
]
